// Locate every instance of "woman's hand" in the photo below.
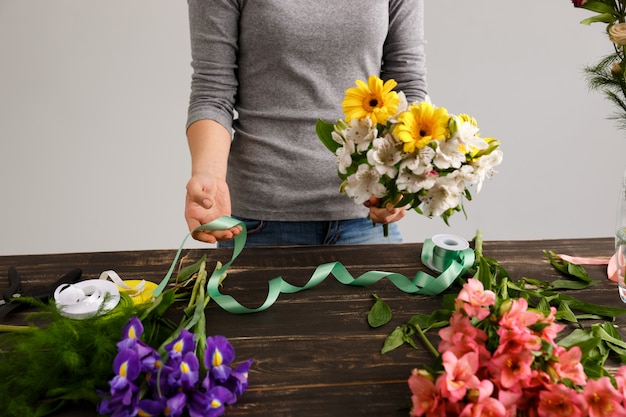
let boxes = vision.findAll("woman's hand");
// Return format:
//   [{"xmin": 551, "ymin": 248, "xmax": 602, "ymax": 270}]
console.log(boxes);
[
  {"xmin": 185, "ymin": 174, "xmax": 242, "ymax": 243},
  {"xmin": 364, "ymin": 196, "xmax": 407, "ymax": 224}
]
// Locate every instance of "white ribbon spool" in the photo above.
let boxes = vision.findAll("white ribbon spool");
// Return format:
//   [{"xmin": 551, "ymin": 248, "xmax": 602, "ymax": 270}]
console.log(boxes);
[{"xmin": 54, "ymin": 279, "xmax": 120, "ymax": 320}]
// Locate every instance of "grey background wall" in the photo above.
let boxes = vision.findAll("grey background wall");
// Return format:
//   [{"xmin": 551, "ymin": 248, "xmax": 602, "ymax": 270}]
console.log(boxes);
[{"xmin": 1, "ymin": 1, "xmax": 625, "ymax": 256}]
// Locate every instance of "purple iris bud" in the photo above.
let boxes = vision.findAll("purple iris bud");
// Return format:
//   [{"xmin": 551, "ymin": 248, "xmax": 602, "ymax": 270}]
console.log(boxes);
[
  {"xmin": 224, "ymin": 359, "xmax": 253, "ymax": 399},
  {"xmin": 165, "ymin": 329, "xmax": 196, "ymax": 360},
  {"xmin": 205, "ymin": 335, "xmax": 235, "ymax": 382},
  {"xmin": 165, "ymin": 391, "xmax": 188, "ymax": 417},
  {"xmin": 137, "ymin": 399, "xmax": 166, "ymax": 417}
]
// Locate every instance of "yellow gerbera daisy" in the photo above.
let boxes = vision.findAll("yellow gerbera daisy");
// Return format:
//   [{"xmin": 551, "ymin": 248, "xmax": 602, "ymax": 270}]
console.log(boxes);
[
  {"xmin": 393, "ymin": 102, "xmax": 450, "ymax": 153},
  {"xmin": 341, "ymin": 75, "xmax": 400, "ymax": 125}
]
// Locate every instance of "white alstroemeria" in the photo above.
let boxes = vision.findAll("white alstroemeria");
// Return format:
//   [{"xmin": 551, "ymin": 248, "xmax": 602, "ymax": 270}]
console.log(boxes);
[
  {"xmin": 470, "ymin": 150, "xmax": 503, "ymax": 192},
  {"xmin": 456, "ymin": 120, "xmax": 489, "ymax": 151},
  {"xmin": 436, "ymin": 168, "xmax": 471, "ymax": 196},
  {"xmin": 400, "ymin": 147, "xmax": 436, "ymax": 175},
  {"xmin": 335, "ymin": 140, "xmax": 355, "ymax": 175},
  {"xmin": 342, "ymin": 118, "xmax": 378, "ymax": 153},
  {"xmin": 396, "ymin": 169, "xmax": 438, "ymax": 194},
  {"xmin": 434, "ymin": 137, "xmax": 465, "ymax": 170},
  {"xmin": 419, "ymin": 182, "xmax": 460, "ymax": 217},
  {"xmin": 344, "ymin": 163, "xmax": 387, "ymax": 204},
  {"xmin": 367, "ymin": 134, "xmax": 402, "ymax": 178}
]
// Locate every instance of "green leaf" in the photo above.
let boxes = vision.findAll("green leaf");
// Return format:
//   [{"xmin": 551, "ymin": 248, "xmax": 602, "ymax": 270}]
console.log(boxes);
[
  {"xmin": 368, "ymin": 294, "xmax": 393, "ymax": 328},
  {"xmin": 580, "ymin": 1, "xmax": 619, "ymax": 16},
  {"xmin": 315, "ymin": 119, "xmax": 340, "ymax": 153},
  {"xmin": 381, "ymin": 325, "xmax": 406, "ymax": 354}
]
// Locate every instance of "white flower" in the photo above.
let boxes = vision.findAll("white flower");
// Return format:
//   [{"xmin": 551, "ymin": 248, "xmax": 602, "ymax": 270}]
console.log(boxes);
[
  {"xmin": 341, "ymin": 118, "xmax": 377, "ymax": 153},
  {"xmin": 470, "ymin": 150, "xmax": 503, "ymax": 192},
  {"xmin": 434, "ymin": 137, "xmax": 465, "ymax": 170},
  {"xmin": 367, "ymin": 134, "xmax": 402, "ymax": 178},
  {"xmin": 344, "ymin": 163, "xmax": 387, "ymax": 204},
  {"xmin": 419, "ymin": 182, "xmax": 460, "ymax": 217},
  {"xmin": 456, "ymin": 121, "xmax": 489, "ymax": 151},
  {"xmin": 396, "ymin": 169, "xmax": 438, "ymax": 194},
  {"xmin": 333, "ymin": 135, "xmax": 355, "ymax": 175},
  {"xmin": 400, "ymin": 147, "xmax": 435, "ymax": 175}
]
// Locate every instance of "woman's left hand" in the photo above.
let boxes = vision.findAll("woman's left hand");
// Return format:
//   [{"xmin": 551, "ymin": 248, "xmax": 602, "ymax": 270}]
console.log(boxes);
[{"xmin": 364, "ymin": 196, "xmax": 407, "ymax": 224}]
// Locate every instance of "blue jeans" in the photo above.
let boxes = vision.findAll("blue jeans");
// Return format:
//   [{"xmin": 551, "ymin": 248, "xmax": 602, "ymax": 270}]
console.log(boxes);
[{"xmin": 218, "ymin": 216, "xmax": 402, "ymax": 248}]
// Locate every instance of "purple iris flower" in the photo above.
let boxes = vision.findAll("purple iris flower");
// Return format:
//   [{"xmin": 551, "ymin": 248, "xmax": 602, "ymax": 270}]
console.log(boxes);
[
  {"xmin": 165, "ymin": 328, "xmax": 197, "ymax": 360},
  {"xmin": 109, "ymin": 349, "xmax": 141, "ymax": 392},
  {"xmin": 167, "ymin": 351, "xmax": 200, "ymax": 391},
  {"xmin": 116, "ymin": 317, "xmax": 144, "ymax": 350},
  {"xmin": 188, "ymin": 386, "xmax": 235, "ymax": 417},
  {"xmin": 165, "ymin": 391, "xmax": 188, "ymax": 417},
  {"xmin": 224, "ymin": 359, "xmax": 253, "ymax": 400},
  {"xmin": 136, "ymin": 399, "xmax": 166, "ymax": 417},
  {"xmin": 205, "ymin": 335, "xmax": 235, "ymax": 382}
]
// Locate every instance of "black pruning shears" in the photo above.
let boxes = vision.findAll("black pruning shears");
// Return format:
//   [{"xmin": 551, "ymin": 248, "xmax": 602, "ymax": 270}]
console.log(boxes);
[{"xmin": 0, "ymin": 266, "xmax": 83, "ymax": 321}]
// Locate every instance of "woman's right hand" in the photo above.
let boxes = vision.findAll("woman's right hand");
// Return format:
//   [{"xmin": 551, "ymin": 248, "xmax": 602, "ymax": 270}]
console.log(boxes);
[{"xmin": 185, "ymin": 173, "xmax": 242, "ymax": 243}]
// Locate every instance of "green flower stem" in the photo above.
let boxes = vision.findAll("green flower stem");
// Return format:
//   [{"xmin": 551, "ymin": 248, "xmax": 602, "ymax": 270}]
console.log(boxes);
[
  {"xmin": 414, "ymin": 323, "xmax": 439, "ymax": 359},
  {"xmin": 474, "ymin": 229, "xmax": 483, "ymax": 259},
  {"xmin": 0, "ymin": 324, "xmax": 35, "ymax": 333}
]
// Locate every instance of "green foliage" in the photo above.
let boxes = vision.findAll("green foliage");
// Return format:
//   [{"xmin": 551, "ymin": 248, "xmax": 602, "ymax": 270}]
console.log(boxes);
[
  {"xmin": 0, "ymin": 297, "xmax": 142, "ymax": 416},
  {"xmin": 370, "ymin": 231, "xmax": 626, "ymax": 379}
]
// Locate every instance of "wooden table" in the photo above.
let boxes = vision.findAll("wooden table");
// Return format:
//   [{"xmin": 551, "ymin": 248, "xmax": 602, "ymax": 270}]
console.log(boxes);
[{"xmin": 0, "ymin": 237, "xmax": 621, "ymax": 416}]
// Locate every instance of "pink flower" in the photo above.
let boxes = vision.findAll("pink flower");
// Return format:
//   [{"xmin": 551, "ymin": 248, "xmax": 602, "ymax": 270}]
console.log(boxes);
[
  {"xmin": 615, "ymin": 366, "xmax": 626, "ymax": 399},
  {"xmin": 535, "ymin": 306, "xmax": 565, "ymax": 344},
  {"xmin": 436, "ymin": 351, "xmax": 481, "ymax": 402},
  {"xmin": 489, "ymin": 349, "xmax": 534, "ymax": 389},
  {"xmin": 438, "ymin": 315, "xmax": 491, "ymax": 366},
  {"xmin": 455, "ymin": 278, "xmax": 496, "ymax": 320},
  {"xmin": 408, "ymin": 369, "xmax": 442, "ymax": 417},
  {"xmin": 459, "ymin": 397, "xmax": 507, "ymax": 417},
  {"xmin": 550, "ymin": 346, "xmax": 586, "ymax": 386},
  {"xmin": 583, "ymin": 377, "xmax": 626, "ymax": 417},
  {"xmin": 496, "ymin": 298, "xmax": 542, "ymax": 352},
  {"xmin": 538, "ymin": 383, "xmax": 587, "ymax": 417},
  {"xmin": 571, "ymin": 0, "xmax": 588, "ymax": 6}
]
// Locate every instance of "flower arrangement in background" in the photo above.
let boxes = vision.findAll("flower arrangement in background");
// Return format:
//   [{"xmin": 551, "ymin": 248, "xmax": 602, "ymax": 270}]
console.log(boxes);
[
  {"xmin": 316, "ymin": 75, "xmax": 503, "ymax": 229},
  {"xmin": 571, "ymin": 0, "xmax": 626, "ymax": 128}
]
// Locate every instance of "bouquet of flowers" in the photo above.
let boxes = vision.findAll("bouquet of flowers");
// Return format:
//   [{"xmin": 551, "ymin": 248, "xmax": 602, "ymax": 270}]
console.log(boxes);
[
  {"xmin": 571, "ymin": 0, "xmax": 626, "ymax": 128},
  {"xmin": 316, "ymin": 75, "xmax": 503, "ymax": 227}
]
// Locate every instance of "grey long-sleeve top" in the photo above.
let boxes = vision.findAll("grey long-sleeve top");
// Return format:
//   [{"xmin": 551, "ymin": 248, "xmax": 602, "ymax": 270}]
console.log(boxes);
[{"xmin": 187, "ymin": 0, "xmax": 427, "ymax": 221}]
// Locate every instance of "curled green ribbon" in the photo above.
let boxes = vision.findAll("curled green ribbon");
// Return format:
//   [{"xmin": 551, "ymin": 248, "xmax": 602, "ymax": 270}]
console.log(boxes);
[{"xmin": 153, "ymin": 216, "xmax": 475, "ymax": 314}]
